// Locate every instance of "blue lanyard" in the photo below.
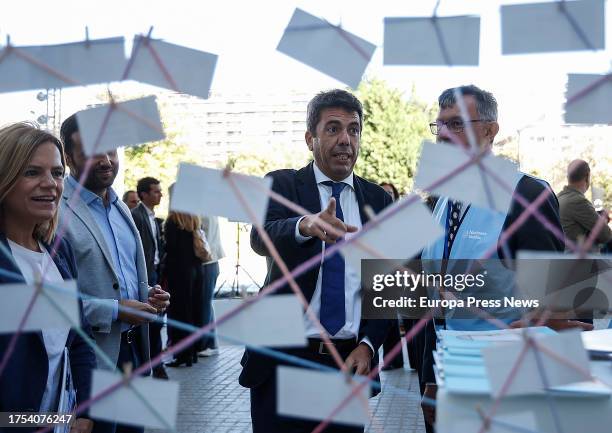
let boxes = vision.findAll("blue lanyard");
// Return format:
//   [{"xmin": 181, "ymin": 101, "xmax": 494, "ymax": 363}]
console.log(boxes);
[
  {"xmin": 437, "ymin": 200, "xmax": 469, "ymax": 332},
  {"xmin": 442, "ymin": 203, "xmax": 453, "ymax": 260},
  {"xmin": 442, "ymin": 201, "xmax": 470, "ymax": 260}
]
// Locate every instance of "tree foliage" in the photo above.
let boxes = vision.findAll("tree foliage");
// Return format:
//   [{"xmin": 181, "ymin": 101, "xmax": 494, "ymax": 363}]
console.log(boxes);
[
  {"xmin": 227, "ymin": 144, "xmax": 311, "ymax": 178},
  {"xmin": 124, "ymin": 131, "xmax": 199, "ymax": 216},
  {"xmin": 355, "ymin": 79, "xmax": 435, "ymax": 194}
]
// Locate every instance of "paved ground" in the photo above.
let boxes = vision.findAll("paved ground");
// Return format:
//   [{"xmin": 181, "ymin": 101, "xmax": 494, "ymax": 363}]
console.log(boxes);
[{"xmin": 146, "ymin": 346, "xmax": 425, "ymax": 433}]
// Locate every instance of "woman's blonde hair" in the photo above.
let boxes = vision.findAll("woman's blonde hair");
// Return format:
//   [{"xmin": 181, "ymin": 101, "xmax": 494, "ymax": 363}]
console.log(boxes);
[
  {"xmin": 166, "ymin": 183, "xmax": 211, "ymax": 262},
  {"xmin": 0, "ymin": 122, "xmax": 65, "ymax": 243},
  {"xmin": 167, "ymin": 212, "xmax": 211, "ymax": 261}
]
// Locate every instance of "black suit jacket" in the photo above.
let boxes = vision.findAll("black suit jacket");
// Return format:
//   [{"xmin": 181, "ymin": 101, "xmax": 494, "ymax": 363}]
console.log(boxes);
[
  {"xmin": 0, "ymin": 235, "xmax": 96, "ymax": 430},
  {"xmin": 420, "ymin": 175, "xmax": 565, "ymax": 385},
  {"xmin": 131, "ymin": 203, "xmax": 164, "ymax": 285},
  {"xmin": 239, "ymin": 162, "xmax": 393, "ymax": 389}
]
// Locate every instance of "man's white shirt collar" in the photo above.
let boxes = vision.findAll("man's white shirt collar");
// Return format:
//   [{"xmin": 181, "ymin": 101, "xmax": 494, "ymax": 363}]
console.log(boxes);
[
  {"xmin": 312, "ymin": 162, "xmax": 354, "ymax": 190},
  {"xmin": 142, "ymin": 203, "xmax": 155, "ymax": 217}
]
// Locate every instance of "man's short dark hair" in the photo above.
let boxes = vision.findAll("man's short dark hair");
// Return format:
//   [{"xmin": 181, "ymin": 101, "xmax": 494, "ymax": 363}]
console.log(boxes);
[
  {"xmin": 137, "ymin": 177, "xmax": 161, "ymax": 199},
  {"xmin": 438, "ymin": 85, "xmax": 498, "ymax": 121},
  {"xmin": 60, "ymin": 114, "xmax": 79, "ymax": 157},
  {"xmin": 122, "ymin": 190, "xmax": 136, "ymax": 202},
  {"xmin": 568, "ymin": 159, "xmax": 590, "ymax": 183},
  {"xmin": 306, "ymin": 89, "xmax": 363, "ymax": 136}
]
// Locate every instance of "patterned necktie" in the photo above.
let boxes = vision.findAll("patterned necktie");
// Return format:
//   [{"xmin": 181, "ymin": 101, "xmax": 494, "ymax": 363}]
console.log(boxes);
[
  {"xmin": 445, "ymin": 200, "xmax": 463, "ymax": 259},
  {"xmin": 320, "ymin": 181, "xmax": 347, "ymax": 336}
]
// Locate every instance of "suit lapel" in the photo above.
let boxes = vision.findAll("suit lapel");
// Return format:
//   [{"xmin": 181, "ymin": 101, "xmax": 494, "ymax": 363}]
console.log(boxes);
[
  {"xmin": 353, "ymin": 176, "xmax": 370, "ymax": 225},
  {"xmin": 0, "ymin": 235, "xmax": 26, "ymax": 283},
  {"xmin": 294, "ymin": 163, "xmax": 322, "ymax": 302},
  {"xmin": 117, "ymin": 200, "xmax": 142, "ymax": 243},
  {"xmin": 62, "ymin": 180, "xmax": 117, "ymax": 274},
  {"xmin": 137, "ymin": 204, "xmax": 155, "ymax": 244},
  {"xmin": 295, "ymin": 162, "xmax": 321, "ymax": 215}
]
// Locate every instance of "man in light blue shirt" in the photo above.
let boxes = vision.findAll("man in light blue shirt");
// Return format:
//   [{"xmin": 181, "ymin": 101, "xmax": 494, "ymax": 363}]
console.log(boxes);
[
  {"xmin": 60, "ymin": 114, "xmax": 170, "ymax": 433},
  {"xmin": 65, "ymin": 175, "xmax": 142, "ymax": 328}
]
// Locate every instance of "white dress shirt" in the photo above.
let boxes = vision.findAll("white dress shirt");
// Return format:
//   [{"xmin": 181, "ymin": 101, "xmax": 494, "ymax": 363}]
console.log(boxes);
[
  {"xmin": 143, "ymin": 204, "xmax": 160, "ymax": 266},
  {"xmin": 294, "ymin": 163, "xmax": 368, "ymax": 345}
]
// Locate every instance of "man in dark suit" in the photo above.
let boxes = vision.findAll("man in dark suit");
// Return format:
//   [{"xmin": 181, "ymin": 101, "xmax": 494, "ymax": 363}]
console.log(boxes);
[
  {"xmin": 131, "ymin": 177, "xmax": 167, "ymax": 379},
  {"xmin": 239, "ymin": 89, "xmax": 392, "ymax": 433}
]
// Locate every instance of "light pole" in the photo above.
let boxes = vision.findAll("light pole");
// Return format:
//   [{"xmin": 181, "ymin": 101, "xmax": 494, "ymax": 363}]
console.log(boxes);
[{"xmin": 34, "ymin": 88, "xmax": 61, "ymax": 133}]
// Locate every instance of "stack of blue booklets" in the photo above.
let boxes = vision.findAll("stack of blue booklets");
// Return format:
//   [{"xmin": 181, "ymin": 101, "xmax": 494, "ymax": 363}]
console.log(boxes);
[{"xmin": 433, "ymin": 327, "xmax": 611, "ymax": 397}]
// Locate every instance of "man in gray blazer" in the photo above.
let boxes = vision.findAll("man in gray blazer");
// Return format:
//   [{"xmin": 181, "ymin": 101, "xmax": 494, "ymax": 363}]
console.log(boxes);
[{"xmin": 59, "ymin": 114, "xmax": 170, "ymax": 433}]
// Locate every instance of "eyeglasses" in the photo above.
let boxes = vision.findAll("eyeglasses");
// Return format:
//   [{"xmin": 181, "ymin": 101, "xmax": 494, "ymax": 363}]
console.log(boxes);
[{"xmin": 429, "ymin": 119, "xmax": 487, "ymax": 135}]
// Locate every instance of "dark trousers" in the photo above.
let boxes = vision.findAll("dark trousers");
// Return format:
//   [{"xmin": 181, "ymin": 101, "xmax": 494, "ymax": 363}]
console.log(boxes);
[
  {"xmin": 381, "ymin": 319, "xmax": 404, "ymax": 368},
  {"xmin": 419, "ymin": 320, "xmax": 438, "ymax": 433},
  {"xmin": 168, "ymin": 266, "xmax": 202, "ymax": 361},
  {"xmin": 405, "ymin": 319, "xmax": 419, "ymax": 371},
  {"xmin": 250, "ymin": 341, "xmax": 366, "ymax": 433},
  {"xmin": 198, "ymin": 261, "xmax": 219, "ymax": 351},
  {"xmin": 92, "ymin": 330, "xmax": 145, "ymax": 433},
  {"xmin": 148, "ymin": 321, "xmax": 163, "ymax": 361}
]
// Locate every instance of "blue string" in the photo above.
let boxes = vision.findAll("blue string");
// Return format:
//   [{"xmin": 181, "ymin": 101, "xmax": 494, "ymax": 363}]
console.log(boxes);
[{"xmin": 0, "ymin": 237, "xmax": 561, "ymax": 433}]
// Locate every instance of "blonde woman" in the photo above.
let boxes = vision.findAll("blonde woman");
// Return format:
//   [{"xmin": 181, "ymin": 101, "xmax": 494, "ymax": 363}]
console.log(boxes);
[
  {"xmin": 0, "ymin": 122, "xmax": 96, "ymax": 433},
  {"xmin": 163, "ymin": 187, "xmax": 211, "ymax": 367}
]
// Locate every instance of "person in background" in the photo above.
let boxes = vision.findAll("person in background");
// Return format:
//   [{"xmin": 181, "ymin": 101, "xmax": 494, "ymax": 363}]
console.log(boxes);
[
  {"xmin": 0, "ymin": 122, "xmax": 96, "ymax": 433},
  {"xmin": 164, "ymin": 185, "xmax": 212, "ymax": 367},
  {"xmin": 380, "ymin": 182, "xmax": 399, "ymax": 202},
  {"xmin": 558, "ymin": 160, "xmax": 612, "ymax": 253},
  {"xmin": 132, "ymin": 177, "xmax": 167, "ymax": 379},
  {"xmin": 122, "ymin": 190, "xmax": 139, "ymax": 210},
  {"xmin": 594, "ymin": 200, "xmax": 612, "ymax": 254},
  {"xmin": 197, "ymin": 215, "xmax": 225, "ymax": 357}
]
